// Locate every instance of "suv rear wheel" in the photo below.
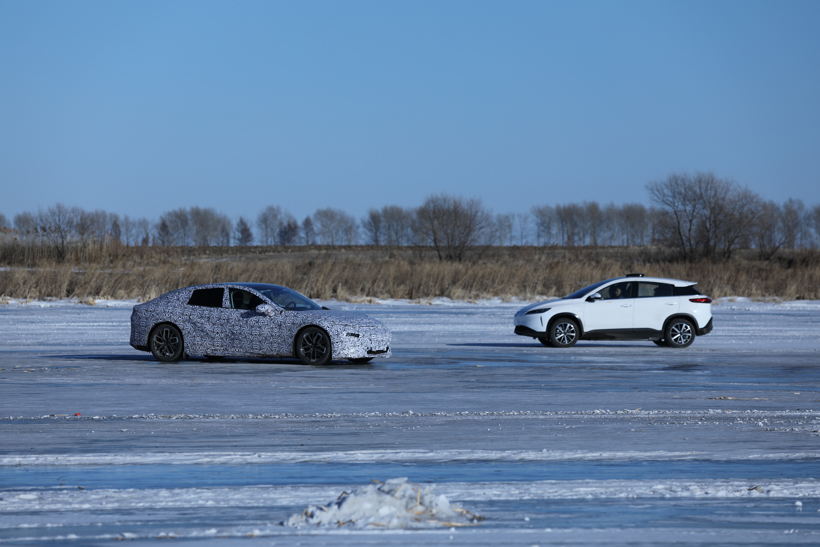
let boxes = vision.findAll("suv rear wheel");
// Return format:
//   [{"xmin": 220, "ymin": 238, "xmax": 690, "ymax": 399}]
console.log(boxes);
[{"xmin": 665, "ymin": 318, "xmax": 695, "ymax": 348}]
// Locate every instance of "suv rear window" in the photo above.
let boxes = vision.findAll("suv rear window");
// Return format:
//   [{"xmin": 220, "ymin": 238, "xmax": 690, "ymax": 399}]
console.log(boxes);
[
  {"xmin": 673, "ymin": 285, "xmax": 700, "ymax": 296},
  {"xmin": 187, "ymin": 288, "xmax": 224, "ymax": 308}
]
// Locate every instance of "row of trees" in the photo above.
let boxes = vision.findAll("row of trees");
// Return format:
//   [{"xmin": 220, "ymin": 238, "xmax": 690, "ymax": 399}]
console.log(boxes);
[{"xmin": 2, "ymin": 173, "xmax": 819, "ymax": 260}]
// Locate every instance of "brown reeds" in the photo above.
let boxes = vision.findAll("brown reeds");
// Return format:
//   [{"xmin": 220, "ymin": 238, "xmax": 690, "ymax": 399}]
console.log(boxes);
[{"xmin": 1, "ymin": 242, "xmax": 818, "ymax": 302}]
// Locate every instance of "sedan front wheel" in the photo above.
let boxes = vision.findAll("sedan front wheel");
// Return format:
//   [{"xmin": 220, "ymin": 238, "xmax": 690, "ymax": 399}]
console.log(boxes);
[{"xmin": 296, "ymin": 327, "xmax": 332, "ymax": 365}]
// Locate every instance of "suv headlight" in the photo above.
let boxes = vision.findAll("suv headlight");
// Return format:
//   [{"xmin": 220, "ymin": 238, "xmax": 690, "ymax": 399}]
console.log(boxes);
[{"xmin": 524, "ymin": 307, "xmax": 550, "ymax": 315}]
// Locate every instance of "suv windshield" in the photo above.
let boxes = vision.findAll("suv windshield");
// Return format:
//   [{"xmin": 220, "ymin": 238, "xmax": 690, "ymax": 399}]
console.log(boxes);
[
  {"xmin": 234, "ymin": 283, "xmax": 322, "ymax": 311},
  {"xmin": 563, "ymin": 279, "xmax": 615, "ymax": 300}
]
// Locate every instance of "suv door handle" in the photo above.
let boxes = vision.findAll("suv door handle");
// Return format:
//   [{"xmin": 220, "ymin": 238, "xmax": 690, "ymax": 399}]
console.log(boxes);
[
  {"xmin": 620, "ymin": 304, "xmax": 631, "ymax": 308},
  {"xmin": 665, "ymin": 303, "xmax": 675, "ymax": 305}
]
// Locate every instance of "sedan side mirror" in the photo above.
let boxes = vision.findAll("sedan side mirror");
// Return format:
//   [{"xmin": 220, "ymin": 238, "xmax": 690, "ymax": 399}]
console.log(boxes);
[
  {"xmin": 255, "ymin": 303, "xmax": 279, "ymax": 316},
  {"xmin": 586, "ymin": 292, "xmax": 602, "ymax": 302}
]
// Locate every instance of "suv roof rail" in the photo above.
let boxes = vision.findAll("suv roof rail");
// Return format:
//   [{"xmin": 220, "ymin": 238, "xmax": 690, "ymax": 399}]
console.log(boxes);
[{"xmin": 625, "ymin": 273, "xmax": 645, "ymax": 277}]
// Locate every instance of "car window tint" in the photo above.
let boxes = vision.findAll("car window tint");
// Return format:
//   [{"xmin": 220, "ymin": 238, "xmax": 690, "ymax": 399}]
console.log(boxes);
[
  {"xmin": 187, "ymin": 288, "xmax": 224, "ymax": 308},
  {"xmin": 638, "ymin": 282, "xmax": 673, "ymax": 298},
  {"xmin": 229, "ymin": 288, "xmax": 264, "ymax": 311},
  {"xmin": 673, "ymin": 285, "xmax": 700, "ymax": 296},
  {"xmin": 598, "ymin": 282, "xmax": 634, "ymax": 300}
]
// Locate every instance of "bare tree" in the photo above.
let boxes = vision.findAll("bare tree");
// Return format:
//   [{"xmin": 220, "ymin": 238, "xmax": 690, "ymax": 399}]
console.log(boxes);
[
  {"xmin": 494, "ymin": 213, "xmax": 514, "ymax": 245},
  {"xmin": 313, "ymin": 208, "xmax": 358, "ymax": 245},
  {"xmin": 583, "ymin": 202, "xmax": 602, "ymax": 246},
  {"xmin": 156, "ymin": 219, "xmax": 173, "ymax": 246},
  {"xmin": 648, "ymin": 171, "xmax": 762, "ymax": 258},
  {"xmin": 36, "ymin": 204, "xmax": 76, "ymax": 260},
  {"xmin": 302, "ymin": 216, "xmax": 315, "ymax": 245},
  {"xmin": 278, "ymin": 215, "xmax": 300, "ymax": 245},
  {"xmin": 13, "ymin": 211, "xmax": 37, "ymax": 235},
  {"xmin": 382, "ymin": 205, "xmax": 414, "ymax": 245},
  {"xmin": 781, "ymin": 198, "xmax": 805, "ymax": 249},
  {"xmin": 157, "ymin": 208, "xmax": 192, "ymax": 246},
  {"xmin": 110, "ymin": 217, "xmax": 122, "ymax": 243},
  {"xmin": 515, "ymin": 212, "xmax": 531, "ymax": 245},
  {"xmin": 810, "ymin": 204, "xmax": 820, "ymax": 248},
  {"xmin": 0, "ymin": 212, "xmax": 9, "ymax": 229},
  {"xmin": 362, "ymin": 209, "xmax": 383, "ymax": 245},
  {"xmin": 256, "ymin": 206, "xmax": 282, "ymax": 246},
  {"xmin": 235, "ymin": 217, "xmax": 253, "ymax": 246},
  {"xmin": 531, "ymin": 205, "xmax": 554, "ymax": 245},
  {"xmin": 415, "ymin": 194, "xmax": 492, "ymax": 261}
]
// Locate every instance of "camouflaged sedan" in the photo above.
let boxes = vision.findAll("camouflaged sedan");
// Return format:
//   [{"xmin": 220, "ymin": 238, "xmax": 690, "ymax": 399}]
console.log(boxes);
[{"xmin": 130, "ymin": 283, "xmax": 391, "ymax": 365}]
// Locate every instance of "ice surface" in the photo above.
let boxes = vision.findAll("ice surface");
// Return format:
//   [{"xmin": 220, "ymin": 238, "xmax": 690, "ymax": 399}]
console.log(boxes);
[{"xmin": 1, "ymin": 298, "xmax": 820, "ymax": 544}]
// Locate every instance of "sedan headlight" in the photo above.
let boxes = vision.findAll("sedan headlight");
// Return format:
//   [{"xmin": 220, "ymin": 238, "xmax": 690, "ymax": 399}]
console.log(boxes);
[{"xmin": 524, "ymin": 307, "xmax": 550, "ymax": 315}]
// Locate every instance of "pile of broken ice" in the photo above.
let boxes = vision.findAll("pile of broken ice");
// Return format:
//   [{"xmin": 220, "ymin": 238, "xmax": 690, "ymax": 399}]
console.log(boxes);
[{"xmin": 284, "ymin": 478, "xmax": 481, "ymax": 529}]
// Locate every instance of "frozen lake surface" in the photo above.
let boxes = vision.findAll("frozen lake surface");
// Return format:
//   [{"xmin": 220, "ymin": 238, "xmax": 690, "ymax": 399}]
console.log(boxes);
[{"xmin": 1, "ymin": 297, "xmax": 819, "ymax": 545}]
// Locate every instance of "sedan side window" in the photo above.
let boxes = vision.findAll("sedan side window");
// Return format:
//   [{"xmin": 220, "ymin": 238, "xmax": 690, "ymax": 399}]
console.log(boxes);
[
  {"xmin": 637, "ymin": 283, "xmax": 673, "ymax": 298},
  {"xmin": 187, "ymin": 288, "xmax": 224, "ymax": 308},
  {"xmin": 229, "ymin": 288, "xmax": 264, "ymax": 311},
  {"xmin": 598, "ymin": 282, "xmax": 634, "ymax": 300}
]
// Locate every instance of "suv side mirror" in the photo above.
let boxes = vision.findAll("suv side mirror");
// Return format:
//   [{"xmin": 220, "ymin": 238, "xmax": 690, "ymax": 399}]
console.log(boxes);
[
  {"xmin": 586, "ymin": 292, "xmax": 602, "ymax": 302},
  {"xmin": 255, "ymin": 303, "xmax": 278, "ymax": 316}
]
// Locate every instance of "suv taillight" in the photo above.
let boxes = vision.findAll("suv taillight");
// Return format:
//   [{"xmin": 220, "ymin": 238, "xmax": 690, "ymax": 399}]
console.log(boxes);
[{"xmin": 689, "ymin": 298, "xmax": 712, "ymax": 303}]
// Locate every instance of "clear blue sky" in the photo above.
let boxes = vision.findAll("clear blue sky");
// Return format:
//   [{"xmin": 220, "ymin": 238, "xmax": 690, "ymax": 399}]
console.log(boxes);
[{"xmin": 2, "ymin": 0, "xmax": 819, "ymax": 222}]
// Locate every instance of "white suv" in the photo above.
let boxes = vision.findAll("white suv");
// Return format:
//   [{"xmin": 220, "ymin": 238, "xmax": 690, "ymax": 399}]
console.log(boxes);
[{"xmin": 514, "ymin": 274, "xmax": 713, "ymax": 348}]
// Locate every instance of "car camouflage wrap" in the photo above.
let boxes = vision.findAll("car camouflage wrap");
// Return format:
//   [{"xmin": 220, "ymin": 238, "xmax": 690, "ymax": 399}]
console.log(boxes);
[{"xmin": 130, "ymin": 284, "xmax": 391, "ymax": 361}]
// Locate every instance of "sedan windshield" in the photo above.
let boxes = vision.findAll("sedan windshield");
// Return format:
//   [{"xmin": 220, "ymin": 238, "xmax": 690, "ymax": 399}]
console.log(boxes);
[
  {"xmin": 563, "ymin": 279, "xmax": 615, "ymax": 300},
  {"xmin": 234, "ymin": 283, "xmax": 322, "ymax": 311}
]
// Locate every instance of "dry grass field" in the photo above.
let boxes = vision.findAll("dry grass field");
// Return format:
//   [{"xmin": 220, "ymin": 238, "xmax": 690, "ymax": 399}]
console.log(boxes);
[{"xmin": 1, "ymin": 242, "xmax": 818, "ymax": 302}]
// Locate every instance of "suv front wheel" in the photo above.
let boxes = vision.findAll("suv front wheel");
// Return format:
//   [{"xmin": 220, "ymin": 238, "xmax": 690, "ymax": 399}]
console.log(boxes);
[
  {"xmin": 665, "ymin": 318, "xmax": 695, "ymax": 348},
  {"xmin": 549, "ymin": 318, "xmax": 579, "ymax": 348}
]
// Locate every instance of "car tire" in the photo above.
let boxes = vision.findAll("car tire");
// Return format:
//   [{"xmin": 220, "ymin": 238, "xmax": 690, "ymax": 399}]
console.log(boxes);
[
  {"xmin": 665, "ymin": 318, "xmax": 695, "ymax": 348},
  {"xmin": 296, "ymin": 326, "xmax": 332, "ymax": 365},
  {"xmin": 149, "ymin": 324, "xmax": 184, "ymax": 362},
  {"xmin": 538, "ymin": 337, "xmax": 554, "ymax": 347},
  {"xmin": 652, "ymin": 340, "xmax": 667, "ymax": 347},
  {"xmin": 549, "ymin": 318, "xmax": 579, "ymax": 348},
  {"xmin": 348, "ymin": 357, "xmax": 374, "ymax": 364}
]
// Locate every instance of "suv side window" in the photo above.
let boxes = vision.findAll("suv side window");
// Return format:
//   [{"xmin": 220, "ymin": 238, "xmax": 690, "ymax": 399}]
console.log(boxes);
[
  {"xmin": 229, "ymin": 288, "xmax": 264, "ymax": 311},
  {"xmin": 187, "ymin": 288, "xmax": 224, "ymax": 308},
  {"xmin": 599, "ymin": 282, "xmax": 634, "ymax": 300},
  {"xmin": 637, "ymin": 282, "xmax": 673, "ymax": 298}
]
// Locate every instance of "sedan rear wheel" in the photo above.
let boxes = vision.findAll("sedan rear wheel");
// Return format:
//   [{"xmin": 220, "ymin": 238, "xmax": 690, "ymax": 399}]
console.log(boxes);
[
  {"xmin": 296, "ymin": 327, "xmax": 332, "ymax": 365},
  {"xmin": 665, "ymin": 319, "xmax": 695, "ymax": 348},
  {"xmin": 549, "ymin": 318, "xmax": 579, "ymax": 348},
  {"xmin": 149, "ymin": 324, "xmax": 184, "ymax": 362}
]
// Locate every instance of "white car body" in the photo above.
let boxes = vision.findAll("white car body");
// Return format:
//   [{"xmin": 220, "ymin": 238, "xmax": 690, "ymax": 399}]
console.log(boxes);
[{"xmin": 514, "ymin": 275, "xmax": 713, "ymax": 348}]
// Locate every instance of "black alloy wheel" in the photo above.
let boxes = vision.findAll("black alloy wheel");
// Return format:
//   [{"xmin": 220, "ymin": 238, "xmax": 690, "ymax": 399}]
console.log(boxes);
[
  {"xmin": 149, "ymin": 324, "xmax": 184, "ymax": 362},
  {"xmin": 549, "ymin": 318, "xmax": 579, "ymax": 348},
  {"xmin": 665, "ymin": 318, "xmax": 695, "ymax": 348},
  {"xmin": 297, "ymin": 327, "xmax": 332, "ymax": 365}
]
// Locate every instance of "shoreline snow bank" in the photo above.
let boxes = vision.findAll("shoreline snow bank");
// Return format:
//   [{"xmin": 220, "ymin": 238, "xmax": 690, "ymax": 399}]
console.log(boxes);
[{"xmin": 283, "ymin": 478, "xmax": 481, "ymax": 529}]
